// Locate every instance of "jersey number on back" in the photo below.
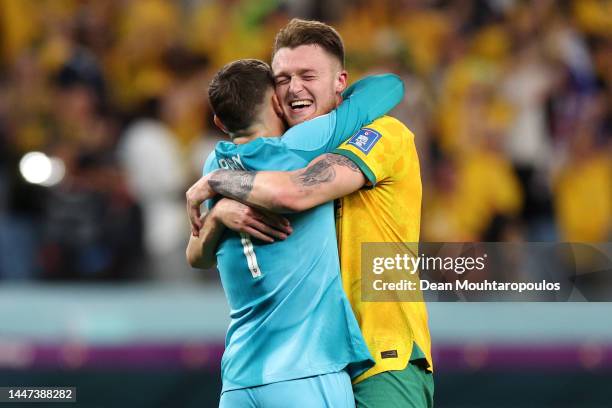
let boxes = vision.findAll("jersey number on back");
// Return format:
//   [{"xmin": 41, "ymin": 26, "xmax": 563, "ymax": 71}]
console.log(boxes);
[{"xmin": 240, "ymin": 233, "xmax": 262, "ymax": 278}]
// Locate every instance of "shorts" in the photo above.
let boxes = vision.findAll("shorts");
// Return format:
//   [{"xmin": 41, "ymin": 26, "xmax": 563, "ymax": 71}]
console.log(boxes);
[
  {"xmin": 219, "ymin": 370, "xmax": 355, "ymax": 408},
  {"xmin": 353, "ymin": 362, "xmax": 434, "ymax": 408}
]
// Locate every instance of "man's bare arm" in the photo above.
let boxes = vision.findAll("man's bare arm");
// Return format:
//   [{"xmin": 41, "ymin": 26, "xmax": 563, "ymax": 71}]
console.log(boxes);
[
  {"xmin": 207, "ymin": 153, "xmax": 366, "ymax": 213},
  {"xmin": 186, "ymin": 210, "xmax": 225, "ymax": 269},
  {"xmin": 186, "ymin": 198, "xmax": 293, "ymax": 267}
]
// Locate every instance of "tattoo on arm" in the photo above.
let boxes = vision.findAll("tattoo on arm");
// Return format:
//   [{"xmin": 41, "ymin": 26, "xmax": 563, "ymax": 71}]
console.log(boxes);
[
  {"xmin": 209, "ymin": 170, "xmax": 257, "ymax": 201},
  {"xmin": 291, "ymin": 154, "xmax": 360, "ymax": 187}
]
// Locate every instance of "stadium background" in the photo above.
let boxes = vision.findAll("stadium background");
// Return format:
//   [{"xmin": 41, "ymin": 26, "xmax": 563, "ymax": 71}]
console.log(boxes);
[{"xmin": 0, "ymin": 0, "xmax": 611, "ymax": 406}]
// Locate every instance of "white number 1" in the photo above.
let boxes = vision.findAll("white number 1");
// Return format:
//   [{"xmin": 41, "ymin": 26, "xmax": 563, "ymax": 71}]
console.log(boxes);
[{"xmin": 240, "ymin": 233, "xmax": 262, "ymax": 278}]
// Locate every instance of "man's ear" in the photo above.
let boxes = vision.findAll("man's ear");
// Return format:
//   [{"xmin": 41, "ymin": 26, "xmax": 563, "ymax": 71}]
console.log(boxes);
[
  {"xmin": 335, "ymin": 70, "xmax": 348, "ymax": 94},
  {"xmin": 213, "ymin": 115, "xmax": 229, "ymax": 134},
  {"xmin": 272, "ymin": 92, "xmax": 284, "ymax": 118}
]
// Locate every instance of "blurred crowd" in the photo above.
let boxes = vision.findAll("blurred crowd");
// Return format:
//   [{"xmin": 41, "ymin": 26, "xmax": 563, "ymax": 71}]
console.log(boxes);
[{"xmin": 0, "ymin": 0, "xmax": 610, "ymax": 281}]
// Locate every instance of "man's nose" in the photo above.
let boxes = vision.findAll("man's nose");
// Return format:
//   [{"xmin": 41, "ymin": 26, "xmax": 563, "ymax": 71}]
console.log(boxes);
[{"xmin": 288, "ymin": 77, "xmax": 304, "ymax": 95}]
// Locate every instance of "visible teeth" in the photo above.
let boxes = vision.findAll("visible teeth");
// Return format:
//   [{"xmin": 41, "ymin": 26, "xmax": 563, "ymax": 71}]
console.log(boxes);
[{"xmin": 290, "ymin": 100, "xmax": 312, "ymax": 108}]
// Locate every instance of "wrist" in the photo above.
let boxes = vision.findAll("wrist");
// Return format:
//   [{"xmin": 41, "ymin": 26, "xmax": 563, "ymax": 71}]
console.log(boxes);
[{"xmin": 208, "ymin": 206, "xmax": 221, "ymax": 224}]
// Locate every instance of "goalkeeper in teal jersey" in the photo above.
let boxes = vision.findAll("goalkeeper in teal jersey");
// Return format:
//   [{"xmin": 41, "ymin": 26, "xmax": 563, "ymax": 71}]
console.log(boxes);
[{"xmin": 186, "ymin": 59, "xmax": 404, "ymax": 407}]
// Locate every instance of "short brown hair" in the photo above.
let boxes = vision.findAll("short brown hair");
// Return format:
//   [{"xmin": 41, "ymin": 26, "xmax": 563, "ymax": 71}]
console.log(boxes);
[
  {"xmin": 273, "ymin": 19, "xmax": 345, "ymax": 67},
  {"xmin": 208, "ymin": 59, "xmax": 274, "ymax": 134}
]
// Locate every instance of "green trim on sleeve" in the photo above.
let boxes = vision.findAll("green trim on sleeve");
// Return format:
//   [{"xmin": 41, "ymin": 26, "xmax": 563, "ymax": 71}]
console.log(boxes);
[{"xmin": 332, "ymin": 148, "xmax": 377, "ymax": 187}]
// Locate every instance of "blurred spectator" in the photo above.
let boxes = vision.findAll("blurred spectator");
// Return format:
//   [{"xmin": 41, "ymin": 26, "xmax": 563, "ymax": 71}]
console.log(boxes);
[
  {"xmin": 39, "ymin": 48, "xmax": 144, "ymax": 280},
  {"xmin": 41, "ymin": 151, "xmax": 144, "ymax": 280},
  {"xmin": 118, "ymin": 103, "xmax": 189, "ymax": 281},
  {"xmin": 554, "ymin": 112, "xmax": 612, "ymax": 242},
  {"xmin": 502, "ymin": 41, "xmax": 557, "ymax": 240}
]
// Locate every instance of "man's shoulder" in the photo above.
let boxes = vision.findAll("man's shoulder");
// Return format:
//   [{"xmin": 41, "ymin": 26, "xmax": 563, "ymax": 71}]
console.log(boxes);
[
  {"xmin": 203, "ymin": 149, "xmax": 219, "ymax": 175},
  {"xmin": 335, "ymin": 116, "xmax": 414, "ymax": 160},
  {"xmin": 215, "ymin": 137, "xmax": 285, "ymax": 157},
  {"xmin": 217, "ymin": 137, "xmax": 306, "ymax": 171},
  {"xmin": 365, "ymin": 116, "xmax": 414, "ymax": 139}
]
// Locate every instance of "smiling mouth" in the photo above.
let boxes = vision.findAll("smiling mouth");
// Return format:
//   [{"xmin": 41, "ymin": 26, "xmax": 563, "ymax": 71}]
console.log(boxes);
[{"xmin": 289, "ymin": 99, "xmax": 313, "ymax": 113}]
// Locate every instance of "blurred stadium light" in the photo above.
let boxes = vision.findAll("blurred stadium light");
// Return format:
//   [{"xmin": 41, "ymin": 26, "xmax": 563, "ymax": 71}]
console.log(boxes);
[{"xmin": 19, "ymin": 152, "xmax": 65, "ymax": 187}]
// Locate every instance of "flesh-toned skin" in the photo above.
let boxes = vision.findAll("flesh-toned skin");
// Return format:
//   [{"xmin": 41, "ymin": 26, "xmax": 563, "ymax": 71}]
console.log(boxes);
[{"xmin": 272, "ymin": 44, "xmax": 347, "ymax": 127}]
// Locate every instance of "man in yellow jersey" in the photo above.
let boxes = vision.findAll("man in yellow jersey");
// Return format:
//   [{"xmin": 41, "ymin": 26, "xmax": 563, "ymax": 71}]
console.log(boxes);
[{"xmin": 187, "ymin": 19, "xmax": 433, "ymax": 407}]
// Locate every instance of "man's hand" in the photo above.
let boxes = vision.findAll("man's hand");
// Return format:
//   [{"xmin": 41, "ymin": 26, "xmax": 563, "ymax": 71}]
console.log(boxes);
[
  {"xmin": 213, "ymin": 198, "xmax": 292, "ymax": 243},
  {"xmin": 186, "ymin": 173, "xmax": 217, "ymax": 236}
]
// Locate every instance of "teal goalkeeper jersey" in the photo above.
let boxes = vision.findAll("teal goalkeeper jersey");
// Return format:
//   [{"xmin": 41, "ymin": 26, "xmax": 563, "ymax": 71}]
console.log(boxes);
[{"xmin": 203, "ymin": 74, "xmax": 404, "ymax": 392}]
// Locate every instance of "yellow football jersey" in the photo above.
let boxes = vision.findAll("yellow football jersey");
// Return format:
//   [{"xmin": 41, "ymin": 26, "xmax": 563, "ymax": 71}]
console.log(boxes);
[{"xmin": 333, "ymin": 116, "xmax": 432, "ymax": 383}]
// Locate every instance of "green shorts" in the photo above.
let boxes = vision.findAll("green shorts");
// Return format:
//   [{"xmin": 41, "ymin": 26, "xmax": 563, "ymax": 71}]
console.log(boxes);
[{"xmin": 353, "ymin": 346, "xmax": 434, "ymax": 408}]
